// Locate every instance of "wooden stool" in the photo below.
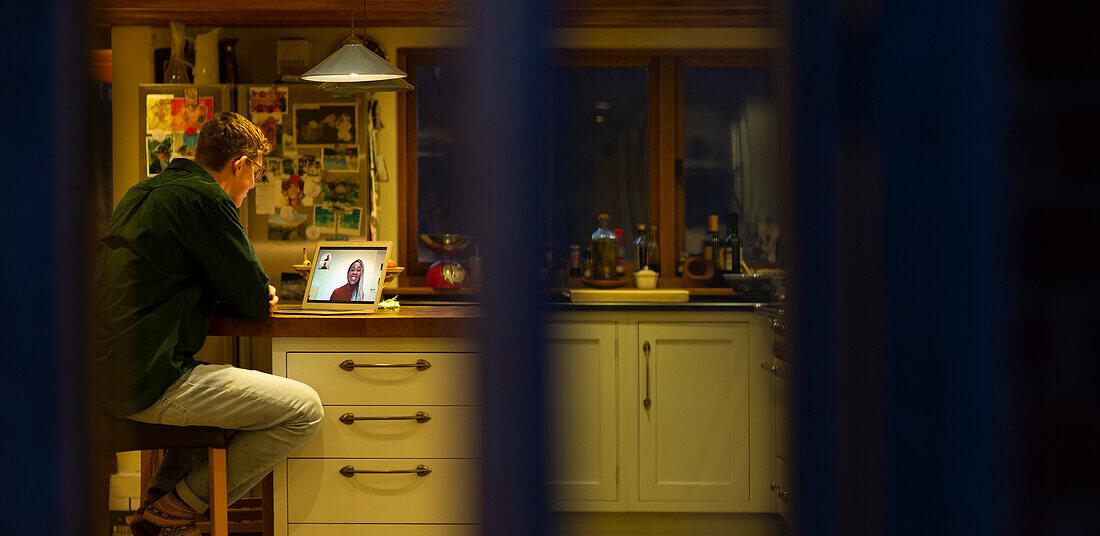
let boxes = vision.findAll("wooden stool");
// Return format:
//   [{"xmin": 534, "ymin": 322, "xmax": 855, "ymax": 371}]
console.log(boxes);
[{"xmin": 102, "ymin": 417, "xmax": 230, "ymax": 536}]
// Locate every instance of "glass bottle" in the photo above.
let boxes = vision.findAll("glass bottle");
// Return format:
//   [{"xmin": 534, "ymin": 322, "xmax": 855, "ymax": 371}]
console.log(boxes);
[
  {"xmin": 569, "ymin": 245, "xmax": 583, "ymax": 277},
  {"xmin": 634, "ymin": 224, "xmax": 651, "ymax": 269},
  {"xmin": 614, "ymin": 228, "xmax": 626, "ymax": 276},
  {"xmin": 590, "ymin": 214, "xmax": 617, "ymax": 280},
  {"xmin": 723, "ymin": 213, "xmax": 743, "ymax": 275},
  {"xmin": 703, "ymin": 214, "xmax": 723, "ymax": 280}
]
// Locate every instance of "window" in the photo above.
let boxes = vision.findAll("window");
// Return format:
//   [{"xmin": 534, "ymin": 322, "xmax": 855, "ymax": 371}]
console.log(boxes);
[
  {"xmin": 399, "ymin": 49, "xmax": 778, "ymax": 283},
  {"xmin": 548, "ymin": 61, "xmax": 650, "ymax": 268},
  {"xmin": 683, "ymin": 66, "xmax": 780, "ymax": 264}
]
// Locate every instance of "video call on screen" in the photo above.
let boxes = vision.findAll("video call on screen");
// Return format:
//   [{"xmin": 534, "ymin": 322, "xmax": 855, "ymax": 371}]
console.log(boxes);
[{"xmin": 307, "ymin": 247, "xmax": 386, "ymax": 303}]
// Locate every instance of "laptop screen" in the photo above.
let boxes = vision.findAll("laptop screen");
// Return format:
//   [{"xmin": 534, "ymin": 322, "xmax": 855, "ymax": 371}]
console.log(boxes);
[{"xmin": 306, "ymin": 244, "xmax": 388, "ymax": 304}]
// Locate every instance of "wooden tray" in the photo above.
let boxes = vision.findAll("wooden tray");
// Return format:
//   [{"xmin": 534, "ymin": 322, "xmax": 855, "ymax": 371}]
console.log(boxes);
[
  {"xmin": 567, "ymin": 289, "xmax": 689, "ymax": 303},
  {"xmin": 581, "ymin": 278, "xmax": 628, "ymax": 288}
]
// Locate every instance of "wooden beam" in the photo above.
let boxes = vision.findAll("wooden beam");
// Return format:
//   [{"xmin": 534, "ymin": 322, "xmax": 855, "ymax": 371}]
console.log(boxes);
[{"xmin": 91, "ymin": 0, "xmax": 776, "ymax": 28}]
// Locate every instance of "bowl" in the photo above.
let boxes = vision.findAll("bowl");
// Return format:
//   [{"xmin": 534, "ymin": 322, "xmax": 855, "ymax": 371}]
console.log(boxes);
[
  {"xmin": 634, "ymin": 268, "xmax": 658, "ymax": 289},
  {"xmin": 723, "ymin": 273, "xmax": 785, "ymax": 302},
  {"xmin": 418, "ymin": 234, "xmax": 471, "ymax": 254},
  {"xmin": 292, "ymin": 264, "xmax": 311, "ymax": 278},
  {"xmin": 384, "ymin": 266, "xmax": 404, "ymax": 285}
]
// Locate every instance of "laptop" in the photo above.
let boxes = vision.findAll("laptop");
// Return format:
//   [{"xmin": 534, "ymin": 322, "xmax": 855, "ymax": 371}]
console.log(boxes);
[{"xmin": 276, "ymin": 241, "xmax": 392, "ymax": 315}]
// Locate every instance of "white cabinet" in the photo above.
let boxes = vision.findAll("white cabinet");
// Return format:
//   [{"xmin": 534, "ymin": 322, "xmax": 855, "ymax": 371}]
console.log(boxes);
[
  {"xmin": 637, "ymin": 322, "xmax": 752, "ymax": 504},
  {"xmin": 544, "ymin": 321, "xmax": 619, "ymax": 504},
  {"xmin": 545, "ymin": 310, "xmax": 775, "ymax": 514},
  {"xmin": 271, "ymin": 337, "xmax": 480, "ymax": 536}
]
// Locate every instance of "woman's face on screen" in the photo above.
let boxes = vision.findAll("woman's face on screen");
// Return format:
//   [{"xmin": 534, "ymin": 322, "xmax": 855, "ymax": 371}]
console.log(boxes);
[{"xmin": 347, "ymin": 261, "xmax": 363, "ymax": 284}]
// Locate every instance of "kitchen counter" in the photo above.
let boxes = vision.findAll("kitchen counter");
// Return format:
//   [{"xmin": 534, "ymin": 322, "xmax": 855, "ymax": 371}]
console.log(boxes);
[
  {"xmin": 207, "ymin": 300, "xmax": 776, "ymax": 339},
  {"xmin": 208, "ymin": 305, "xmax": 480, "ymax": 338}
]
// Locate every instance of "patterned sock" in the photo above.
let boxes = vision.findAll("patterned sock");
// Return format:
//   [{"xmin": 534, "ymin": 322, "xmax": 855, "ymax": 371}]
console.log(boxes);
[
  {"xmin": 142, "ymin": 490, "xmax": 198, "ymax": 528},
  {"xmin": 125, "ymin": 489, "xmax": 166, "ymax": 536}
]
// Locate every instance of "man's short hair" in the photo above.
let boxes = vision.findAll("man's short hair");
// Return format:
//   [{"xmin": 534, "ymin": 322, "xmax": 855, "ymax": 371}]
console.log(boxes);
[{"xmin": 195, "ymin": 112, "xmax": 271, "ymax": 172}]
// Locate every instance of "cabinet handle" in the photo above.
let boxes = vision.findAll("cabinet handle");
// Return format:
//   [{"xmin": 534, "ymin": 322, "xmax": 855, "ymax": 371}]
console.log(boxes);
[
  {"xmin": 339, "ymin": 464, "xmax": 432, "ymax": 478},
  {"xmin": 339, "ymin": 411, "xmax": 431, "ymax": 424},
  {"xmin": 760, "ymin": 361, "xmax": 791, "ymax": 379},
  {"xmin": 339, "ymin": 358, "xmax": 431, "ymax": 371},
  {"xmin": 643, "ymin": 341, "xmax": 652, "ymax": 410},
  {"xmin": 770, "ymin": 482, "xmax": 792, "ymax": 502}
]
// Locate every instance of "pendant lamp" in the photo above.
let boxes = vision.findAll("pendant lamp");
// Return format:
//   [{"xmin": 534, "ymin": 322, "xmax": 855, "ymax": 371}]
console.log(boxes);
[{"xmin": 301, "ymin": 33, "xmax": 407, "ymax": 83}]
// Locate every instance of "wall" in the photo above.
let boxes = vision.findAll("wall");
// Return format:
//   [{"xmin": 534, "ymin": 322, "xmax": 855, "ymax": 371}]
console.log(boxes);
[{"xmin": 109, "ymin": 25, "xmax": 775, "ymax": 276}]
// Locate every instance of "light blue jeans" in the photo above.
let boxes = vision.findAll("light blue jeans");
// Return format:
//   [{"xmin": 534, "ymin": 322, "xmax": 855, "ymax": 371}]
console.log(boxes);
[{"xmin": 127, "ymin": 364, "xmax": 323, "ymax": 513}]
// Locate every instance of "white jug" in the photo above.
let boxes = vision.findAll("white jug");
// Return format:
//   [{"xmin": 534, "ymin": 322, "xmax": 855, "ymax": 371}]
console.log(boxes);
[{"xmin": 193, "ymin": 27, "xmax": 221, "ymax": 84}]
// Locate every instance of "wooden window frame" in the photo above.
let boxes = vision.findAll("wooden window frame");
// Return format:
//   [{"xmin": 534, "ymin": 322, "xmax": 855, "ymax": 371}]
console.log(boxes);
[{"xmin": 398, "ymin": 47, "xmax": 776, "ymax": 286}]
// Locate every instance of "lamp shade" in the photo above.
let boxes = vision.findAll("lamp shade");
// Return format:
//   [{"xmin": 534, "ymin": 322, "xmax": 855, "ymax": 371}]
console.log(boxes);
[{"xmin": 301, "ymin": 34, "xmax": 406, "ymax": 82}]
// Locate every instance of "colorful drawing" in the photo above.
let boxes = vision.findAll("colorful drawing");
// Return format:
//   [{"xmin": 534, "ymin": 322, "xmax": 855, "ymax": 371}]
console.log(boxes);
[
  {"xmin": 293, "ymin": 103, "xmax": 357, "ymax": 145},
  {"xmin": 251, "ymin": 112, "xmax": 284, "ymax": 158},
  {"xmin": 282, "ymin": 175, "xmax": 305, "ymax": 207},
  {"xmin": 249, "ymin": 86, "xmax": 288, "ymax": 114},
  {"xmin": 323, "ymin": 146, "xmax": 359, "ymax": 171},
  {"xmin": 337, "ymin": 207, "xmax": 363, "ymax": 236},
  {"xmin": 320, "ymin": 176, "xmax": 361, "ymax": 205},
  {"xmin": 146, "ymin": 136, "xmax": 173, "ymax": 176},
  {"xmin": 170, "ymin": 97, "xmax": 214, "ymax": 133},
  {"xmin": 313, "ymin": 206, "xmax": 336, "ymax": 233},
  {"xmin": 146, "ymin": 94, "xmax": 174, "ymax": 133}
]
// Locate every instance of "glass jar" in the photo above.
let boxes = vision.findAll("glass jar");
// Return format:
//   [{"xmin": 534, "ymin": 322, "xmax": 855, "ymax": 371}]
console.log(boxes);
[{"xmin": 590, "ymin": 214, "xmax": 617, "ymax": 280}]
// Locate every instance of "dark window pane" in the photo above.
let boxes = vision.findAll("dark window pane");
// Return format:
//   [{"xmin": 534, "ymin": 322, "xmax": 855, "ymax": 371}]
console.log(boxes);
[
  {"xmin": 416, "ymin": 64, "xmax": 475, "ymax": 263},
  {"xmin": 549, "ymin": 66, "xmax": 649, "ymax": 266},
  {"xmin": 684, "ymin": 67, "xmax": 780, "ymax": 264}
]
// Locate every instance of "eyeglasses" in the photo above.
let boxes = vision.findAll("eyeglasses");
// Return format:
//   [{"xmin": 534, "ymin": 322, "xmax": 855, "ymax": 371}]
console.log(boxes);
[{"xmin": 243, "ymin": 155, "xmax": 266, "ymax": 181}]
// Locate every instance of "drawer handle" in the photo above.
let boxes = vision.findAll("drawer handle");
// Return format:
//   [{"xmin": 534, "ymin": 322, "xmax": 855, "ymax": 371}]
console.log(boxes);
[
  {"xmin": 642, "ymin": 341, "xmax": 652, "ymax": 410},
  {"xmin": 770, "ymin": 482, "xmax": 792, "ymax": 502},
  {"xmin": 338, "ymin": 411, "xmax": 432, "ymax": 424},
  {"xmin": 339, "ymin": 358, "xmax": 431, "ymax": 371},
  {"xmin": 760, "ymin": 361, "xmax": 791, "ymax": 379},
  {"xmin": 339, "ymin": 464, "xmax": 432, "ymax": 478}
]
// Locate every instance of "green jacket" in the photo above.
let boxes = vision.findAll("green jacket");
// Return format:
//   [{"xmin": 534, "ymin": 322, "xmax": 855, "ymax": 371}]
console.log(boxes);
[{"xmin": 94, "ymin": 159, "xmax": 269, "ymax": 417}]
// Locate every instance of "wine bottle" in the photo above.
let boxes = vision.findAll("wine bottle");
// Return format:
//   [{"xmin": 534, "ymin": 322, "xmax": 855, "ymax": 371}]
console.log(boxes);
[
  {"xmin": 704, "ymin": 214, "xmax": 723, "ymax": 280},
  {"xmin": 723, "ymin": 213, "xmax": 743, "ymax": 274}
]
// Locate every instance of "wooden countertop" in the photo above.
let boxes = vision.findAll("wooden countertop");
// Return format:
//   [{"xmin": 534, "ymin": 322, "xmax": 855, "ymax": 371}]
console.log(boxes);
[{"xmin": 208, "ymin": 305, "xmax": 480, "ymax": 338}]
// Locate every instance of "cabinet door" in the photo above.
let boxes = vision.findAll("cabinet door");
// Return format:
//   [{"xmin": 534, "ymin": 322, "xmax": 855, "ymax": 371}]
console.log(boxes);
[
  {"xmin": 637, "ymin": 322, "xmax": 753, "ymax": 505},
  {"xmin": 544, "ymin": 322, "xmax": 618, "ymax": 503}
]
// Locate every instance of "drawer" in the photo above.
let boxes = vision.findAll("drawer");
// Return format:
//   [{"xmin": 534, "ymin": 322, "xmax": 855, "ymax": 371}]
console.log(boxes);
[
  {"xmin": 289, "ymin": 524, "xmax": 481, "ymax": 536},
  {"xmin": 293, "ymin": 405, "xmax": 481, "ymax": 458},
  {"xmin": 287, "ymin": 459, "xmax": 481, "ymax": 524},
  {"xmin": 287, "ymin": 353, "xmax": 480, "ymax": 405}
]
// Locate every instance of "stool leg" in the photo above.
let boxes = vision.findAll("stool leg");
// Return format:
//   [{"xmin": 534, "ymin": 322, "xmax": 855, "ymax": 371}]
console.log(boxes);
[{"xmin": 207, "ymin": 447, "xmax": 228, "ymax": 536}]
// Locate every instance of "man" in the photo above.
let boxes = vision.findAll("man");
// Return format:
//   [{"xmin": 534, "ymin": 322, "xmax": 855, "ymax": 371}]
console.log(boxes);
[{"xmin": 94, "ymin": 112, "xmax": 322, "ymax": 536}]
